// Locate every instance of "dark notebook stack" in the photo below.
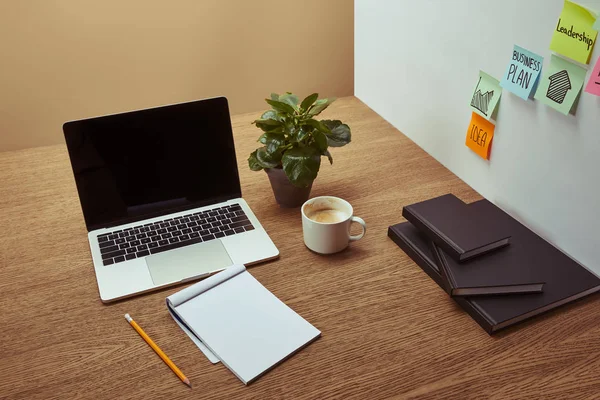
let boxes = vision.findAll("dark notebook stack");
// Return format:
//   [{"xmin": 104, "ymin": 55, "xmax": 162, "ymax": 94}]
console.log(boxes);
[{"xmin": 388, "ymin": 194, "xmax": 600, "ymax": 334}]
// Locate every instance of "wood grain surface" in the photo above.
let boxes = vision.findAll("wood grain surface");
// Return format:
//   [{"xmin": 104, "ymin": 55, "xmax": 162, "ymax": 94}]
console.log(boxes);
[{"xmin": 1, "ymin": 97, "xmax": 600, "ymax": 400}]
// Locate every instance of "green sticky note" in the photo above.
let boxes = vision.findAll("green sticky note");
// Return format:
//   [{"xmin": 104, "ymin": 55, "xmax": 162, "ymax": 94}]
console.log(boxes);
[
  {"xmin": 469, "ymin": 71, "xmax": 502, "ymax": 120},
  {"xmin": 550, "ymin": 0, "xmax": 598, "ymax": 64},
  {"xmin": 534, "ymin": 54, "xmax": 587, "ymax": 115}
]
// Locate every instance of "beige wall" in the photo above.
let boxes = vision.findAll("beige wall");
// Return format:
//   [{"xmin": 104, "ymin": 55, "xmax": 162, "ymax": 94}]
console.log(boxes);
[{"xmin": 0, "ymin": 1, "xmax": 353, "ymax": 152}]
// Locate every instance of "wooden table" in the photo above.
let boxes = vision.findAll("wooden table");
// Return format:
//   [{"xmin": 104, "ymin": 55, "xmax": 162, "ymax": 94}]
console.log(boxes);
[{"xmin": 2, "ymin": 97, "xmax": 600, "ymax": 400}]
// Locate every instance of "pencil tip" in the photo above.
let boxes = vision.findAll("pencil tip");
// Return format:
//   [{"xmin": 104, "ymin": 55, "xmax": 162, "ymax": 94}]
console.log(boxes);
[{"xmin": 184, "ymin": 378, "xmax": 192, "ymax": 388}]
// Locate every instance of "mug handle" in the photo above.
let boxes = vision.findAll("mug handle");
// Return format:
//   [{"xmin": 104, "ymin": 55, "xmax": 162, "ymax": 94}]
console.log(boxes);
[{"xmin": 348, "ymin": 216, "xmax": 367, "ymax": 241}]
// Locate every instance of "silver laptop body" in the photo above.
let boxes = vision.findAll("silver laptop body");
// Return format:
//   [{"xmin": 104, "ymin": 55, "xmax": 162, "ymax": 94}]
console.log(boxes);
[{"xmin": 64, "ymin": 97, "xmax": 279, "ymax": 302}]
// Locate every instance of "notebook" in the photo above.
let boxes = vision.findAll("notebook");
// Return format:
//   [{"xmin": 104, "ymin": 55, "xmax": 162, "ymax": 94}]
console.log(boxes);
[
  {"xmin": 430, "ymin": 200, "xmax": 544, "ymax": 296},
  {"xmin": 432, "ymin": 242, "xmax": 544, "ymax": 296},
  {"xmin": 402, "ymin": 194, "xmax": 511, "ymax": 261},
  {"xmin": 166, "ymin": 264, "xmax": 321, "ymax": 384},
  {"xmin": 388, "ymin": 201, "xmax": 600, "ymax": 334}
]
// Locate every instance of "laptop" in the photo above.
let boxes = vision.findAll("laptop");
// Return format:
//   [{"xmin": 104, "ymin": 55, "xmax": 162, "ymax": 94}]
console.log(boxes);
[{"xmin": 63, "ymin": 97, "xmax": 279, "ymax": 303}]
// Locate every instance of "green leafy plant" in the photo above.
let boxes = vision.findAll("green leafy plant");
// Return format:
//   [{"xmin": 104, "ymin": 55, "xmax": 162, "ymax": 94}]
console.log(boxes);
[{"xmin": 248, "ymin": 92, "xmax": 351, "ymax": 187}]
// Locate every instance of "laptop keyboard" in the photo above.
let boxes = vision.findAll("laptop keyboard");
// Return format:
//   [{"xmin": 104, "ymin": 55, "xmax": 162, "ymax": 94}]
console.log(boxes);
[{"xmin": 96, "ymin": 204, "xmax": 254, "ymax": 266}]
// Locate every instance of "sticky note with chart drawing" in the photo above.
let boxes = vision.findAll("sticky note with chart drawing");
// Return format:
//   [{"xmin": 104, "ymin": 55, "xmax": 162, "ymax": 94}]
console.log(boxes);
[
  {"xmin": 469, "ymin": 71, "xmax": 502, "ymax": 121},
  {"xmin": 550, "ymin": 0, "xmax": 598, "ymax": 65},
  {"xmin": 465, "ymin": 112, "xmax": 495, "ymax": 160},
  {"xmin": 534, "ymin": 54, "xmax": 587, "ymax": 115},
  {"xmin": 500, "ymin": 45, "xmax": 544, "ymax": 100},
  {"xmin": 585, "ymin": 56, "xmax": 600, "ymax": 96}
]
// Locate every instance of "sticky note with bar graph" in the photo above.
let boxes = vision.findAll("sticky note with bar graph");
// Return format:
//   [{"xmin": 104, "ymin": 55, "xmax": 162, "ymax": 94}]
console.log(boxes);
[{"xmin": 469, "ymin": 71, "xmax": 502, "ymax": 121}]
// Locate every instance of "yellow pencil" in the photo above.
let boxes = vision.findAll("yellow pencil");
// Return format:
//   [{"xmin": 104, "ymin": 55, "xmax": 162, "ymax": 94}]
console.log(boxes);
[{"xmin": 124, "ymin": 313, "xmax": 192, "ymax": 388}]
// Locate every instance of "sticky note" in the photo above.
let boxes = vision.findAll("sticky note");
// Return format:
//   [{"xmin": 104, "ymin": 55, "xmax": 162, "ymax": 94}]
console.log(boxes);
[
  {"xmin": 534, "ymin": 54, "xmax": 587, "ymax": 115},
  {"xmin": 584, "ymin": 56, "xmax": 600, "ymax": 96},
  {"xmin": 500, "ymin": 45, "xmax": 544, "ymax": 100},
  {"xmin": 466, "ymin": 112, "xmax": 495, "ymax": 160},
  {"xmin": 550, "ymin": 0, "xmax": 598, "ymax": 64},
  {"xmin": 469, "ymin": 71, "xmax": 502, "ymax": 121}
]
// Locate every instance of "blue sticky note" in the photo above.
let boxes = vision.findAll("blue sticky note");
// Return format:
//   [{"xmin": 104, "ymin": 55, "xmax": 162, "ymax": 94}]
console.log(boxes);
[{"xmin": 500, "ymin": 45, "xmax": 544, "ymax": 100}]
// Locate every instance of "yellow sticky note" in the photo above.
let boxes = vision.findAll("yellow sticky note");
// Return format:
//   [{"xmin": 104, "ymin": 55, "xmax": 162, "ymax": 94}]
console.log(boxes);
[
  {"xmin": 550, "ymin": 0, "xmax": 598, "ymax": 64},
  {"xmin": 465, "ymin": 113, "xmax": 495, "ymax": 160}
]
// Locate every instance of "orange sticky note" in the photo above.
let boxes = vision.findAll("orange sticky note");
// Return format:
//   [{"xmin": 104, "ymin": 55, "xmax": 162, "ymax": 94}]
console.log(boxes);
[{"xmin": 465, "ymin": 112, "xmax": 495, "ymax": 160}]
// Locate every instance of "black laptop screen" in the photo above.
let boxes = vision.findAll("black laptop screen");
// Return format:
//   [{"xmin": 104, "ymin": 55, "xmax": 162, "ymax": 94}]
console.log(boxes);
[{"xmin": 64, "ymin": 97, "xmax": 242, "ymax": 231}]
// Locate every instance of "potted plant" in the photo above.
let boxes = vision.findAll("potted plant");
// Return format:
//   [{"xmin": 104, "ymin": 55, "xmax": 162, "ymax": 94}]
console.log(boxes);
[{"xmin": 248, "ymin": 92, "xmax": 351, "ymax": 207}]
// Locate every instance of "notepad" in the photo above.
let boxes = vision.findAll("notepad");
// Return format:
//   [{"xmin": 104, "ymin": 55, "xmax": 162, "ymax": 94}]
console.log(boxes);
[{"xmin": 166, "ymin": 264, "xmax": 321, "ymax": 385}]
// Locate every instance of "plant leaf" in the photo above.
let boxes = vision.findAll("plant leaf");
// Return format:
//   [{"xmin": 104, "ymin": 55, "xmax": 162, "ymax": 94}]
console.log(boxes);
[
  {"xmin": 265, "ymin": 99, "xmax": 296, "ymax": 115},
  {"xmin": 254, "ymin": 109, "xmax": 284, "ymax": 131},
  {"xmin": 255, "ymin": 121, "xmax": 284, "ymax": 132},
  {"xmin": 297, "ymin": 127, "xmax": 310, "ymax": 142},
  {"xmin": 261, "ymin": 109, "xmax": 281, "ymax": 121},
  {"xmin": 312, "ymin": 130, "xmax": 328, "ymax": 152},
  {"xmin": 268, "ymin": 126, "xmax": 285, "ymax": 134},
  {"xmin": 264, "ymin": 133, "xmax": 284, "ymax": 154},
  {"xmin": 259, "ymin": 131, "xmax": 284, "ymax": 147},
  {"xmin": 270, "ymin": 93, "xmax": 280, "ymax": 101},
  {"xmin": 267, "ymin": 141, "xmax": 282, "ymax": 154},
  {"xmin": 282, "ymin": 146, "xmax": 321, "ymax": 187},
  {"xmin": 322, "ymin": 119, "xmax": 351, "ymax": 147},
  {"xmin": 303, "ymin": 118, "xmax": 331, "ymax": 134},
  {"xmin": 253, "ymin": 118, "xmax": 280, "ymax": 126},
  {"xmin": 308, "ymin": 97, "xmax": 336, "ymax": 117},
  {"xmin": 300, "ymin": 93, "xmax": 318, "ymax": 111},
  {"xmin": 256, "ymin": 147, "xmax": 280, "ymax": 169},
  {"xmin": 248, "ymin": 150, "xmax": 263, "ymax": 171},
  {"xmin": 324, "ymin": 150, "xmax": 333, "ymax": 165},
  {"xmin": 279, "ymin": 93, "xmax": 299, "ymax": 109},
  {"xmin": 282, "ymin": 118, "xmax": 298, "ymax": 137}
]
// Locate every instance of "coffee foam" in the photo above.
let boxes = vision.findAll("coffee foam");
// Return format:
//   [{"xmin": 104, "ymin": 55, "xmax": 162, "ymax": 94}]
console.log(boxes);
[
  {"xmin": 304, "ymin": 198, "xmax": 337, "ymax": 214},
  {"xmin": 307, "ymin": 209, "xmax": 348, "ymax": 223}
]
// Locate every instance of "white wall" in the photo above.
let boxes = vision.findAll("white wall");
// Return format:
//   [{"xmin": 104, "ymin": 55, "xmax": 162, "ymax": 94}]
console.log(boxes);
[{"xmin": 356, "ymin": 0, "xmax": 600, "ymax": 274}]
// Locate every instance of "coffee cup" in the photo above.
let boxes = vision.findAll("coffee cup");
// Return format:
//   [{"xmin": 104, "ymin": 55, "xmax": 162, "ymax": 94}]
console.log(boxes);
[{"xmin": 301, "ymin": 196, "xmax": 366, "ymax": 254}]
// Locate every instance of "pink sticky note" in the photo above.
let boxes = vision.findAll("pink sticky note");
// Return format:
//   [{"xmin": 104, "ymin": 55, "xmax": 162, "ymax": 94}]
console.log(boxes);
[{"xmin": 585, "ymin": 56, "xmax": 600, "ymax": 96}]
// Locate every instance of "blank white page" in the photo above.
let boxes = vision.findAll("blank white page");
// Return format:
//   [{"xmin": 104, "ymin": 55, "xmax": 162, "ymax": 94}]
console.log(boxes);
[{"xmin": 174, "ymin": 267, "xmax": 321, "ymax": 384}]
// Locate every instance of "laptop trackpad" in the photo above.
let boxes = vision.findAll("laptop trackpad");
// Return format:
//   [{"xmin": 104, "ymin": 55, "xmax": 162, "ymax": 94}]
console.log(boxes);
[{"xmin": 146, "ymin": 240, "xmax": 233, "ymax": 286}]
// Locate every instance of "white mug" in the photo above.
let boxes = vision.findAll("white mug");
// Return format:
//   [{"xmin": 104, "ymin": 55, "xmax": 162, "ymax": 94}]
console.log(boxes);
[{"xmin": 301, "ymin": 196, "xmax": 367, "ymax": 254}]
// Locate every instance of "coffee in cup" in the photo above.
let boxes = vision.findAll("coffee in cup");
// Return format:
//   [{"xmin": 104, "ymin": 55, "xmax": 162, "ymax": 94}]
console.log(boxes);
[
  {"xmin": 301, "ymin": 196, "xmax": 366, "ymax": 254},
  {"xmin": 305, "ymin": 208, "xmax": 348, "ymax": 224}
]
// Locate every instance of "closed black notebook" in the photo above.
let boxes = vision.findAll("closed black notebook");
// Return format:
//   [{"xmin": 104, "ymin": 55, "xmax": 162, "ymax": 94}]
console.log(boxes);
[
  {"xmin": 433, "ymin": 242, "xmax": 544, "ymax": 296},
  {"xmin": 402, "ymin": 194, "xmax": 511, "ymax": 262},
  {"xmin": 432, "ymin": 200, "xmax": 545, "ymax": 296},
  {"xmin": 388, "ymin": 201, "xmax": 600, "ymax": 334}
]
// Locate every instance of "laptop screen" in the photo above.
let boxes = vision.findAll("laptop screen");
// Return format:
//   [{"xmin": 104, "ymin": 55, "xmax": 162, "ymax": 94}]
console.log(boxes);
[{"xmin": 64, "ymin": 97, "xmax": 242, "ymax": 231}]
